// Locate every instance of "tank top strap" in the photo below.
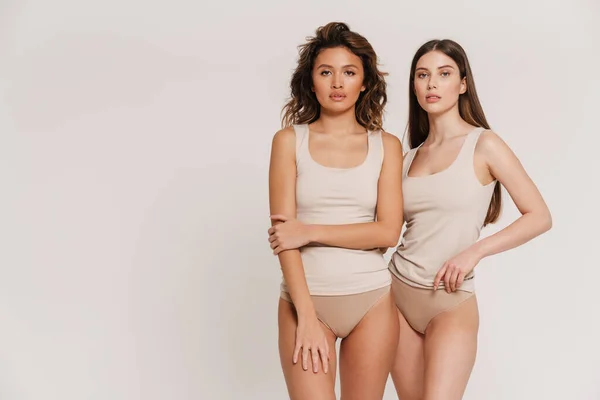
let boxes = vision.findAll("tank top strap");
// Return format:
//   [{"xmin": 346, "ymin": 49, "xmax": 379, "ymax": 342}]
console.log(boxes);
[
  {"xmin": 403, "ymin": 146, "xmax": 420, "ymax": 178},
  {"xmin": 367, "ymin": 130, "xmax": 384, "ymax": 168},
  {"xmin": 293, "ymin": 124, "xmax": 310, "ymax": 166},
  {"xmin": 456, "ymin": 127, "xmax": 486, "ymax": 167}
]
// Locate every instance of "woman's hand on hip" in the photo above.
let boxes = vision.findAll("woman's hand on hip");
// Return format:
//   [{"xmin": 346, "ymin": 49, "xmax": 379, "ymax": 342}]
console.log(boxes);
[{"xmin": 434, "ymin": 248, "xmax": 482, "ymax": 292}]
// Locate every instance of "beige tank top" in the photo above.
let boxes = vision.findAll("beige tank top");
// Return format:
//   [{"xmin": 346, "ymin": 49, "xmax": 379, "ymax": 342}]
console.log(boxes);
[
  {"xmin": 280, "ymin": 124, "xmax": 391, "ymax": 296},
  {"xmin": 389, "ymin": 127, "xmax": 495, "ymax": 292}
]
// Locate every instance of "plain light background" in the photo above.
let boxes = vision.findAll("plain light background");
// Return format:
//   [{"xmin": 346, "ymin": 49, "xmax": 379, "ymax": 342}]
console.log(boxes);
[{"xmin": 0, "ymin": 0, "xmax": 598, "ymax": 399}]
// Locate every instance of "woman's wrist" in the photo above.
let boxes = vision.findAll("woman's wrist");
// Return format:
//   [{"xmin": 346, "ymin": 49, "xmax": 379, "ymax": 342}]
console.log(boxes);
[
  {"xmin": 307, "ymin": 224, "xmax": 320, "ymax": 244},
  {"xmin": 471, "ymin": 241, "xmax": 487, "ymax": 261},
  {"xmin": 296, "ymin": 305, "xmax": 318, "ymax": 320}
]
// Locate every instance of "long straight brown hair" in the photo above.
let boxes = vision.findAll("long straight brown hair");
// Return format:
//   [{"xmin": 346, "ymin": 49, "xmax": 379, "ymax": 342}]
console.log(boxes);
[{"xmin": 407, "ymin": 39, "xmax": 501, "ymax": 226}]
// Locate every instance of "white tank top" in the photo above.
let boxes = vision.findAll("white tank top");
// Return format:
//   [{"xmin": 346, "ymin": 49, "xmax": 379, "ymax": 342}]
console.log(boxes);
[
  {"xmin": 280, "ymin": 124, "xmax": 391, "ymax": 295},
  {"xmin": 389, "ymin": 127, "xmax": 496, "ymax": 292}
]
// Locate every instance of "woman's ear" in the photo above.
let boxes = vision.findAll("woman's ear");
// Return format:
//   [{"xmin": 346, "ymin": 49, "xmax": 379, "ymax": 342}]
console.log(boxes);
[{"xmin": 460, "ymin": 77, "xmax": 467, "ymax": 94}]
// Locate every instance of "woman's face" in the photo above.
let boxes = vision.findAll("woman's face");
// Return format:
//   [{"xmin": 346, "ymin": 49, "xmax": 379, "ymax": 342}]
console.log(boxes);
[
  {"xmin": 413, "ymin": 50, "xmax": 466, "ymax": 115},
  {"xmin": 311, "ymin": 46, "xmax": 366, "ymax": 113}
]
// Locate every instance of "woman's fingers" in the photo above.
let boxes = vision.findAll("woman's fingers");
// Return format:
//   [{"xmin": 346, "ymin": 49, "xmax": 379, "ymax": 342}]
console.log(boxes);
[
  {"xmin": 449, "ymin": 267, "xmax": 460, "ymax": 292},
  {"xmin": 443, "ymin": 265, "xmax": 453, "ymax": 293},
  {"xmin": 319, "ymin": 346, "xmax": 329, "ymax": 374},
  {"xmin": 456, "ymin": 271, "xmax": 465, "ymax": 289},
  {"xmin": 293, "ymin": 341, "xmax": 301, "ymax": 364},
  {"xmin": 311, "ymin": 348, "xmax": 320, "ymax": 373},
  {"xmin": 302, "ymin": 345, "xmax": 310, "ymax": 371},
  {"xmin": 433, "ymin": 263, "xmax": 448, "ymax": 290}
]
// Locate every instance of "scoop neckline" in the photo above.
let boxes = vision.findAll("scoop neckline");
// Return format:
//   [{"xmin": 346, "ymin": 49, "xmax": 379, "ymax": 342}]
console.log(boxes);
[
  {"xmin": 405, "ymin": 127, "xmax": 479, "ymax": 179},
  {"xmin": 305, "ymin": 124, "xmax": 373, "ymax": 171}
]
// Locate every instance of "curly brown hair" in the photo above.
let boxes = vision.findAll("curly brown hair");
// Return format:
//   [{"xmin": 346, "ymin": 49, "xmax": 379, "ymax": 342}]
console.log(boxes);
[{"xmin": 281, "ymin": 22, "xmax": 388, "ymax": 131}]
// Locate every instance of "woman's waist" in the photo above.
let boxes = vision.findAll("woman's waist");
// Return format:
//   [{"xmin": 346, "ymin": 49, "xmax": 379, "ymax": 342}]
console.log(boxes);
[
  {"xmin": 398, "ymin": 227, "xmax": 479, "ymax": 258},
  {"xmin": 402, "ymin": 217, "xmax": 482, "ymax": 244},
  {"xmin": 296, "ymin": 212, "xmax": 375, "ymax": 225},
  {"xmin": 390, "ymin": 251, "xmax": 475, "ymax": 280},
  {"xmin": 300, "ymin": 247, "xmax": 386, "ymax": 271},
  {"xmin": 301, "ymin": 246, "xmax": 383, "ymax": 255}
]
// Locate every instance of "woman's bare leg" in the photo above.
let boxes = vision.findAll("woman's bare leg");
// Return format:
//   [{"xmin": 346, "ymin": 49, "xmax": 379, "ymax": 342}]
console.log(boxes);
[
  {"xmin": 390, "ymin": 308, "xmax": 425, "ymax": 400},
  {"xmin": 422, "ymin": 295, "xmax": 479, "ymax": 400},
  {"xmin": 338, "ymin": 292, "xmax": 399, "ymax": 400},
  {"xmin": 278, "ymin": 298, "xmax": 338, "ymax": 400}
]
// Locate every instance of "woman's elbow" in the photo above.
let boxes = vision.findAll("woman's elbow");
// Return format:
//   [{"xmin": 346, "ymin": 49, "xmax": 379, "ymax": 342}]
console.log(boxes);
[
  {"xmin": 542, "ymin": 210, "xmax": 553, "ymax": 232},
  {"xmin": 385, "ymin": 228, "xmax": 401, "ymax": 248},
  {"xmin": 533, "ymin": 208, "xmax": 552, "ymax": 234}
]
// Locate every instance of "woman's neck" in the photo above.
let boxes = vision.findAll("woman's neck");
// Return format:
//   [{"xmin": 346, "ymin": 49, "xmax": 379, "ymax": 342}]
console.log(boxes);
[
  {"xmin": 311, "ymin": 107, "xmax": 366, "ymax": 135},
  {"xmin": 426, "ymin": 106, "xmax": 473, "ymax": 144}
]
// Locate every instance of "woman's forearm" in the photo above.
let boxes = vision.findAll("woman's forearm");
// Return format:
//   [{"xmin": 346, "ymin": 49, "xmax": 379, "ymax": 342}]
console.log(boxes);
[
  {"xmin": 277, "ymin": 249, "xmax": 316, "ymax": 317},
  {"xmin": 472, "ymin": 211, "xmax": 552, "ymax": 259},
  {"xmin": 308, "ymin": 221, "xmax": 401, "ymax": 250}
]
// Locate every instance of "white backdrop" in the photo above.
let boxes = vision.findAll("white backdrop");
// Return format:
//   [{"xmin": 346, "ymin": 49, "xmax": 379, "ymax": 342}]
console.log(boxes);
[{"xmin": 0, "ymin": 1, "xmax": 598, "ymax": 399}]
